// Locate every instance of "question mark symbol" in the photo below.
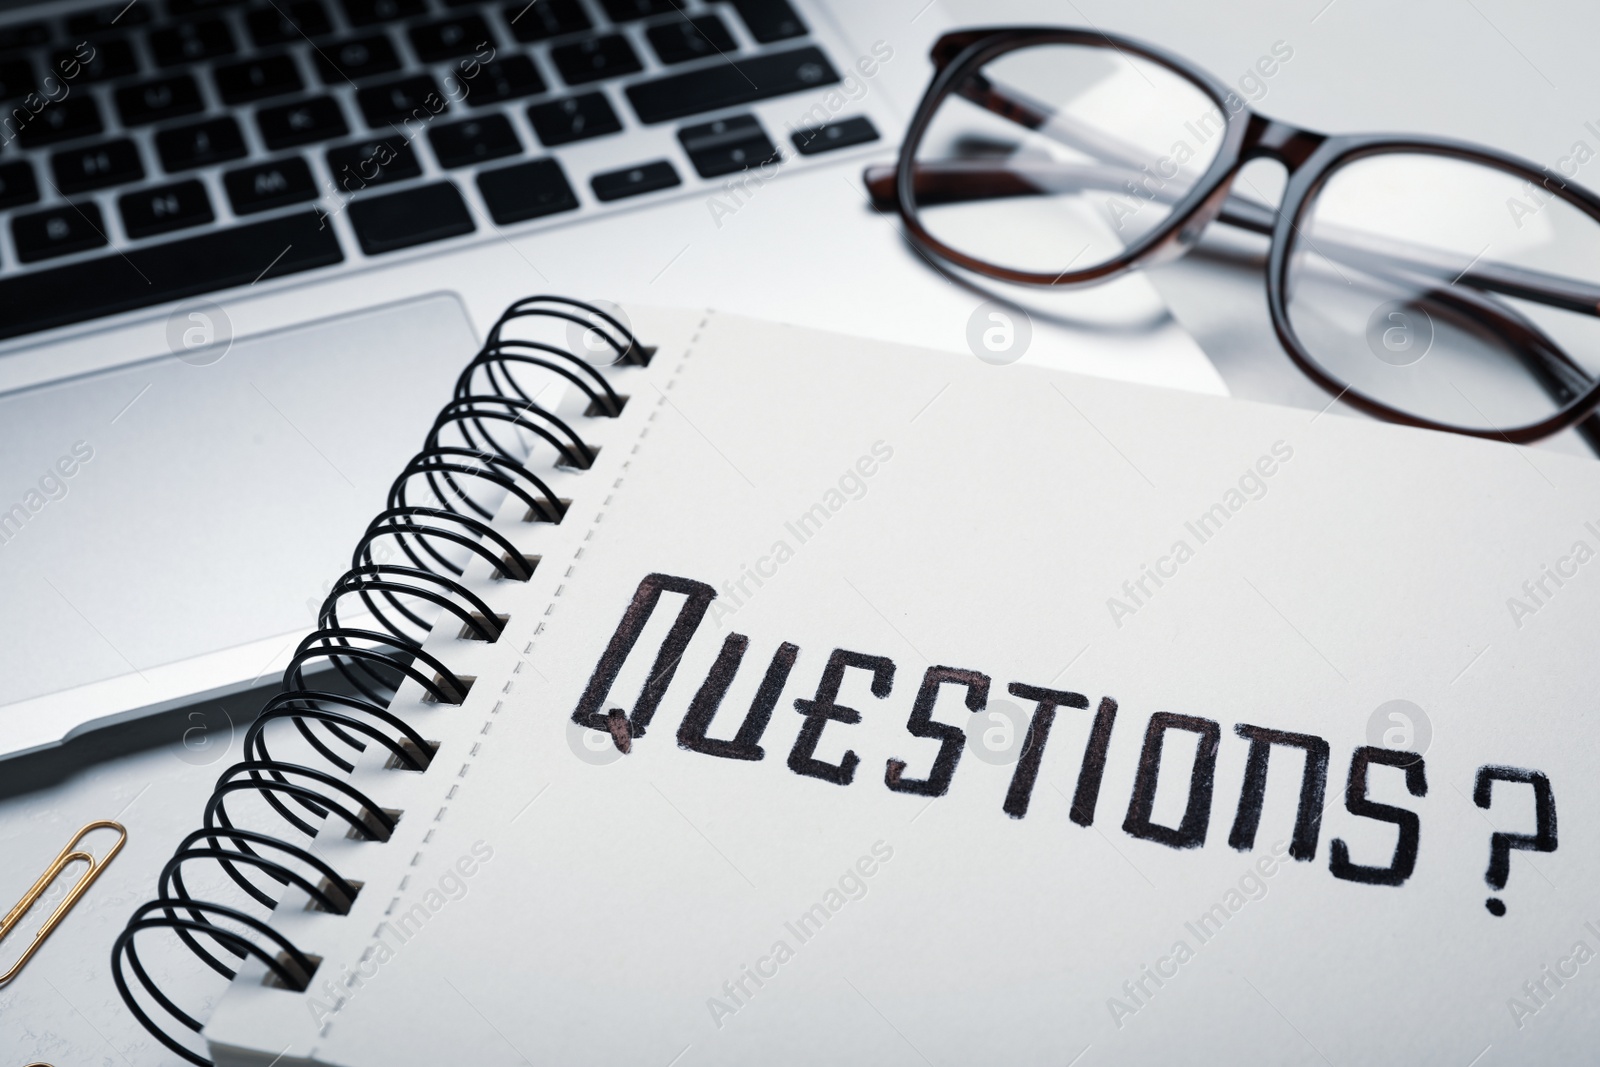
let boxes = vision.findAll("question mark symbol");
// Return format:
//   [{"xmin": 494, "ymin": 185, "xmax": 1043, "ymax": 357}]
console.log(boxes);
[{"xmin": 1473, "ymin": 765, "xmax": 1557, "ymax": 916}]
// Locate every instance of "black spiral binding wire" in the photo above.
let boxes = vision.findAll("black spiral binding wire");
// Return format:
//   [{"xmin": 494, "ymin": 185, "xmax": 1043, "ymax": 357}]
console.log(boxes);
[{"xmin": 113, "ymin": 297, "xmax": 651, "ymax": 1065}]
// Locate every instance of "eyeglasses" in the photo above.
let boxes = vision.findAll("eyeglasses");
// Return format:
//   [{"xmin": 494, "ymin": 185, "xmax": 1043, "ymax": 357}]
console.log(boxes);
[{"xmin": 865, "ymin": 27, "xmax": 1600, "ymax": 453}]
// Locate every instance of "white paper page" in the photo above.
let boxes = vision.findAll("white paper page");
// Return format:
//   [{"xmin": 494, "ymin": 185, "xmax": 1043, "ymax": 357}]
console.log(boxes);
[{"xmin": 206, "ymin": 309, "xmax": 1600, "ymax": 1066}]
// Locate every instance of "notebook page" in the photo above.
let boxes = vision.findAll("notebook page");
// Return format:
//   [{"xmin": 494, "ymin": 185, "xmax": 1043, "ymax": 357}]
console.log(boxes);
[{"xmin": 206, "ymin": 309, "xmax": 1600, "ymax": 1066}]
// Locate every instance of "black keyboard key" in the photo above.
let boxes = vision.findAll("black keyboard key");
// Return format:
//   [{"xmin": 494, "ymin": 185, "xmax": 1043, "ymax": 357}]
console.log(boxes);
[
  {"xmin": 0, "ymin": 212, "xmax": 342, "ymax": 340},
  {"xmin": 347, "ymin": 180, "xmax": 473, "ymax": 254},
  {"xmin": 627, "ymin": 45, "xmax": 837, "ymax": 124},
  {"xmin": 502, "ymin": 0, "xmax": 589, "ymax": 42},
  {"xmin": 0, "ymin": 22, "xmax": 50, "ymax": 52},
  {"xmin": 246, "ymin": 0, "xmax": 333, "ymax": 46},
  {"xmin": 678, "ymin": 114, "xmax": 775, "ymax": 178},
  {"xmin": 429, "ymin": 113, "xmax": 518, "ymax": 167},
  {"xmin": 119, "ymin": 178, "xmax": 214, "ymax": 238},
  {"xmin": 357, "ymin": 74, "xmax": 446, "ymax": 126},
  {"xmin": 791, "ymin": 114, "xmax": 877, "ymax": 155},
  {"xmin": 648, "ymin": 15, "xmax": 735, "ymax": 66},
  {"xmin": 258, "ymin": 95, "xmax": 348, "ymax": 148},
  {"xmin": 463, "ymin": 56, "xmax": 544, "ymax": 107},
  {"xmin": 52, "ymin": 138, "xmax": 144, "ymax": 193},
  {"xmin": 0, "ymin": 161, "xmax": 40, "ymax": 210},
  {"xmin": 727, "ymin": 0, "xmax": 805, "ymax": 42},
  {"xmin": 224, "ymin": 156, "xmax": 318, "ymax": 214},
  {"xmin": 315, "ymin": 34, "xmax": 401, "ymax": 82},
  {"xmin": 115, "ymin": 74, "xmax": 205, "ymax": 125},
  {"xmin": 591, "ymin": 160, "xmax": 678, "ymax": 201},
  {"xmin": 0, "ymin": 58, "xmax": 35, "ymax": 101},
  {"xmin": 409, "ymin": 15, "xmax": 494, "ymax": 62},
  {"xmin": 14, "ymin": 97, "xmax": 103, "ymax": 148},
  {"xmin": 214, "ymin": 54, "xmax": 303, "ymax": 103},
  {"xmin": 155, "ymin": 116, "xmax": 247, "ymax": 171},
  {"xmin": 326, "ymin": 136, "xmax": 420, "ymax": 192},
  {"xmin": 64, "ymin": 4, "xmax": 151, "ymax": 37},
  {"xmin": 12, "ymin": 202, "xmax": 107, "ymax": 263},
  {"xmin": 550, "ymin": 34, "xmax": 640, "ymax": 86},
  {"xmin": 477, "ymin": 158, "xmax": 576, "ymax": 224},
  {"xmin": 527, "ymin": 92, "xmax": 620, "ymax": 146},
  {"xmin": 54, "ymin": 38, "xmax": 138, "ymax": 82},
  {"xmin": 600, "ymin": 0, "xmax": 681, "ymax": 20},
  {"xmin": 149, "ymin": 18, "xmax": 236, "ymax": 67},
  {"xmin": 341, "ymin": 0, "xmax": 426, "ymax": 26}
]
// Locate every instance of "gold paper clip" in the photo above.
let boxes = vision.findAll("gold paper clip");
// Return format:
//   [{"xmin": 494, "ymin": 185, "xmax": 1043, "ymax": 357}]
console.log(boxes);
[{"xmin": 0, "ymin": 820, "xmax": 127, "ymax": 986}]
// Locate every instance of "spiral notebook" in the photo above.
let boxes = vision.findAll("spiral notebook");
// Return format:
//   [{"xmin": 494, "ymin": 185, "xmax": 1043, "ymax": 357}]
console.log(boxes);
[{"xmin": 120, "ymin": 299, "xmax": 1600, "ymax": 1065}]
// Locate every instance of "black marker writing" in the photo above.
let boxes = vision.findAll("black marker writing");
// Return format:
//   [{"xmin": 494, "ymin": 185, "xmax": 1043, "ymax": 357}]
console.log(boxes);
[
  {"xmin": 885, "ymin": 667, "xmax": 989, "ymax": 797},
  {"xmin": 1229, "ymin": 724, "xmax": 1329, "ymax": 861},
  {"xmin": 1002, "ymin": 685, "xmax": 1117, "ymax": 823},
  {"xmin": 572, "ymin": 573, "xmax": 716, "ymax": 740},
  {"xmin": 569, "ymin": 572, "xmax": 1567, "ymax": 910},
  {"xmin": 788, "ymin": 650, "xmax": 895, "ymax": 786},
  {"xmin": 677, "ymin": 636, "xmax": 800, "ymax": 762},
  {"xmin": 1329, "ymin": 746, "xmax": 1427, "ymax": 886},
  {"xmin": 1474, "ymin": 765, "xmax": 1557, "ymax": 916},
  {"xmin": 1123, "ymin": 714, "xmax": 1221, "ymax": 850}
]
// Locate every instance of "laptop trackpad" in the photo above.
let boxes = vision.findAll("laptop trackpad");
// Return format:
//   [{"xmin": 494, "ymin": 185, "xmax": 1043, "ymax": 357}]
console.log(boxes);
[{"xmin": 0, "ymin": 294, "xmax": 479, "ymax": 708}]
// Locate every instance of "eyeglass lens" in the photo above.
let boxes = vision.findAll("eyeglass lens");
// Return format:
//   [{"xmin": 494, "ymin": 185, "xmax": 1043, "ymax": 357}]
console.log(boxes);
[
  {"xmin": 909, "ymin": 43, "xmax": 1227, "ymax": 276},
  {"xmin": 1287, "ymin": 151, "xmax": 1600, "ymax": 433}
]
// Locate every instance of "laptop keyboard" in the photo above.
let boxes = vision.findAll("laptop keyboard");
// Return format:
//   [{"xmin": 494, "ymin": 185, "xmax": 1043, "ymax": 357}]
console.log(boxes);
[{"xmin": 0, "ymin": 0, "xmax": 878, "ymax": 341}]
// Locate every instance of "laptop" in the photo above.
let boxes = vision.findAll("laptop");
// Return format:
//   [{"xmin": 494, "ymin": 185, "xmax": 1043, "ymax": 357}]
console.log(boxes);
[{"xmin": 0, "ymin": 0, "xmax": 1220, "ymax": 759}]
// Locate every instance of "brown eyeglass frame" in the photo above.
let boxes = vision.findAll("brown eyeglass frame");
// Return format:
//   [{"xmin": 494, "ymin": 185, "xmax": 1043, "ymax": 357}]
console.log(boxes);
[{"xmin": 866, "ymin": 27, "xmax": 1600, "ymax": 451}]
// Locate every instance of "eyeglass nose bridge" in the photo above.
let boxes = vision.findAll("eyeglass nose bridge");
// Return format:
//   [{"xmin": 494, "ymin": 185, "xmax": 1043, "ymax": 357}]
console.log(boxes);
[{"xmin": 1240, "ymin": 113, "xmax": 1327, "ymax": 171}]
